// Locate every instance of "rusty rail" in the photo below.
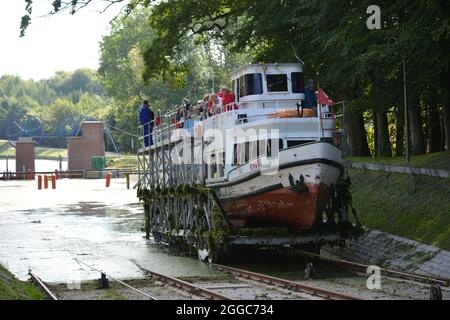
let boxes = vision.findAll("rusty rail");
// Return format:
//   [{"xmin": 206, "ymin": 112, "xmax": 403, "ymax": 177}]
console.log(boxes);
[
  {"xmin": 213, "ymin": 264, "xmax": 361, "ymax": 300},
  {"xmin": 1, "ymin": 170, "xmax": 84, "ymax": 180},
  {"xmin": 137, "ymin": 265, "xmax": 233, "ymax": 300},
  {"xmin": 28, "ymin": 270, "xmax": 59, "ymax": 300}
]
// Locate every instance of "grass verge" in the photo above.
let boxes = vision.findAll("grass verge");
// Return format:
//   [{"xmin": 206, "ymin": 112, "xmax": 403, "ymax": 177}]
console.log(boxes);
[
  {"xmin": 0, "ymin": 264, "xmax": 45, "ymax": 300},
  {"xmin": 349, "ymin": 168, "xmax": 450, "ymax": 250}
]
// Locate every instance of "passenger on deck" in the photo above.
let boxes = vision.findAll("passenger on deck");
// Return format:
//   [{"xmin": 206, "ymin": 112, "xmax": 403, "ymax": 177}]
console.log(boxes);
[
  {"xmin": 304, "ymin": 79, "xmax": 317, "ymax": 114},
  {"xmin": 208, "ymin": 93, "xmax": 221, "ymax": 117},
  {"xmin": 185, "ymin": 103, "xmax": 195, "ymax": 120},
  {"xmin": 220, "ymin": 86, "xmax": 237, "ymax": 112},
  {"xmin": 202, "ymin": 94, "xmax": 210, "ymax": 118},
  {"xmin": 174, "ymin": 105, "xmax": 183, "ymax": 128},
  {"xmin": 197, "ymin": 99, "xmax": 207, "ymax": 120},
  {"xmin": 217, "ymin": 85, "xmax": 225, "ymax": 98},
  {"xmin": 139, "ymin": 100, "xmax": 154, "ymax": 147}
]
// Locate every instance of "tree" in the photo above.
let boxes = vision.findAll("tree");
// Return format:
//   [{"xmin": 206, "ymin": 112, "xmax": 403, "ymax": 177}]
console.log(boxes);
[{"xmin": 19, "ymin": 0, "xmax": 450, "ymax": 155}]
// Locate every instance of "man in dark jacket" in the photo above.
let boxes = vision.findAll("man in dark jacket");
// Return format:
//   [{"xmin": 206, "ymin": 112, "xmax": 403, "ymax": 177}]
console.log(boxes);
[
  {"xmin": 304, "ymin": 79, "xmax": 317, "ymax": 110},
  {"xmin": 139, "ymin": 100, "xmax": 154, "ymax": 147}
]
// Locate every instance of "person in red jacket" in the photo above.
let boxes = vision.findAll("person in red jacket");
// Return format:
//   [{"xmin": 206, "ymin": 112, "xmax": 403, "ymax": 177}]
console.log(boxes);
[{"xmin": 220, "ymin": 86, "xmax": 237, "ymax": 112}]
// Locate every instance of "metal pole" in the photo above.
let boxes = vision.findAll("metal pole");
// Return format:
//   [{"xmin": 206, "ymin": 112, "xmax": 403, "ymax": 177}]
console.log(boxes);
[
  {"xmin": 342, "ymin": 101, "xmax": 347, "ymax": 157},
  {"xmin": 403, "ymin": 58, "xmax": 410, "ymax": 163},
  {"xmin": 6, "ymin": 154, "xmax": 9, "ymax": 181}
]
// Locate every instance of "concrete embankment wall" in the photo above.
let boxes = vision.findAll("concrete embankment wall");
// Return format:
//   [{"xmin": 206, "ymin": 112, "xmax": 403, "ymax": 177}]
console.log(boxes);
[
  {"xmin": 330, "ymin": 164, "xmax": 450, "ymax": 278},
  {"xmin": 349, "ymin": 161, "xmax": 450, "ymax": 178}
]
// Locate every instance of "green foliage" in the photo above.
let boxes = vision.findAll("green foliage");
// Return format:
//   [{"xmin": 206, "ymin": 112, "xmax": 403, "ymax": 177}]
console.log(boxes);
[
  {"xmin": 0, "ymin": 69, "xmax": 110, "ymax": 149},
  {"xmin": 17, "ymin": 0, "xmax": 450, "ymax": 156},
  {"xmin": 97, "ymin": 6, "xmax": 250, "ymax": 151}
]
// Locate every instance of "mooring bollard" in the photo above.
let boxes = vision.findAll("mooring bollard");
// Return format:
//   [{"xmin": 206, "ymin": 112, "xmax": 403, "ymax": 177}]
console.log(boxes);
[
  {"xmin": 51, "ymin": 175, "xmax": 56, "ymax": 189},
  {"xmin": 99, "ymin": 272, "xmax": 109, "ymax": 289},
  {"xmin": 37, "ymin": 175, "xmax": 42, "ymax": 190},
  {"xmin": 44, "ymin": 175, "xmax": 49, "ymax": 189},
  {"xmin": 106, "ymin": 172, "xmax": 112, "ymax": 188}
]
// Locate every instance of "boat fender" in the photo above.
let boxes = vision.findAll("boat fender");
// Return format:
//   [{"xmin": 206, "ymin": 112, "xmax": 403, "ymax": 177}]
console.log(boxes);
[
  {"xmin": 296, "ymin": 102, "xmax": 304, "ymax": 117},
  {"xmin": 288, "ymin": 174, "xmax": 309, "ymax": 196}
]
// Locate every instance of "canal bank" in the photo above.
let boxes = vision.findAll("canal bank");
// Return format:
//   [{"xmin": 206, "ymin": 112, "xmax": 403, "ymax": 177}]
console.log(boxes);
[
  {"xmin": 348, "ymin": 168, "xmax": 450, "ymax": 250},
  {"xmin": 0, "ymin": 264, "xmax": 44, "ymax": 300}
]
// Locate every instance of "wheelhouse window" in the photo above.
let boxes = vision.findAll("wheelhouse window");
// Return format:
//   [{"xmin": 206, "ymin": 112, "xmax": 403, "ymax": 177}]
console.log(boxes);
[
  {"xmin": 291, "ymin": 72, "xmax": 305, "ymax": 93},
  {"xmin": 239, "ymin": 73, "xmax": 263, "ymax": 97},
  {"xmin": 287, "ymin": 140, "xmax": 314, "ymax": 148},
  {"xmin": 232, "ymin": 79, "xmax": 239, "ymax": 102},
  {"xmin": 266, "ymin": 74, "xmax": 288, "ymax": 92}
]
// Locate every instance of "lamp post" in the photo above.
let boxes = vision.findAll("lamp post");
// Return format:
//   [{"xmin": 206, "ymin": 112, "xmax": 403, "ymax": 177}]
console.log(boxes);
[{"xmin": 333, "ymin": 101, "xmax": 347, "ymax": 156}]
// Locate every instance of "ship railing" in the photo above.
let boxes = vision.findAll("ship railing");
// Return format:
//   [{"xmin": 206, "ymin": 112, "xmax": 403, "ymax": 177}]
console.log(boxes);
[{"xmin": 137, "ymin": 99, "xmax": 337, "ymax": 150}]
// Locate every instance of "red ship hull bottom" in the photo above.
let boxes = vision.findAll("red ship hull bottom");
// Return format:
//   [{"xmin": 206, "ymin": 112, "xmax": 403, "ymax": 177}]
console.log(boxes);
[{"xmin": 220, "ymin": 183, "xmax": 330, "ymax": 230}]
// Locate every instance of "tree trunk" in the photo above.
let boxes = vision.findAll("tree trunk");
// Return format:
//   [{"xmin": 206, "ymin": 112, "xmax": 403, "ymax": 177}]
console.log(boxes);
[
  {"xmin": 427, "ymin": 101, "xmax": 442, "ymax": 153},
  {"xmin": 443, "ymin": 73, "xmax": 450, "ymax": 151},
  {"xmin": 376, "ymin": 111, "xmax": 392, "ymax": 157},
  {"xmin": 443, "ymin": 102, "xmax": 450, "ymax": 151},
  {"xmin": 408, "ymin": 94, "xmax": 426, "ymax": 155},
  {"xmin": 395, "ymin": 105, "xmax": 404, "ymax": 156},
  {"xmin": 372, "ymin": 111, "xmax": 378, "ymax": 157},
  {"xmin": 344, "ymin": 107, "xmax": 371, "ymax": 156}
]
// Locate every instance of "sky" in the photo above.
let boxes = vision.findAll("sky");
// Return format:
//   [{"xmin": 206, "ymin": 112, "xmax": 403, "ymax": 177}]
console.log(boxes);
[{"xmin": 0, "ymin": 0, "xmax": 128, "ymax": 80}]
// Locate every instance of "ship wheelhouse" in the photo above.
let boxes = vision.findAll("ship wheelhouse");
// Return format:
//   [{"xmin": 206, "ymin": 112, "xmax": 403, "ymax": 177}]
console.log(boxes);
[{"xmin": 201, "ymin": 63, "xmax": 340, "ymax": 184}]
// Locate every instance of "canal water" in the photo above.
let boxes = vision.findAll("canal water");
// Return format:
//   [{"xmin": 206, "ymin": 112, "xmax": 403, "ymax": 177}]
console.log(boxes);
[
  {"xmin": 0, "ymin": 159, "xmax": 67, "ymax": 172},
  {"xmin": 0, "ymin": 178, "xmax": 220, "ymax": 283}
]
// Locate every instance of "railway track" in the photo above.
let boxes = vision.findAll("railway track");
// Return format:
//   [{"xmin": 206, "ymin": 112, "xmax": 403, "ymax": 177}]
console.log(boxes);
[
  {"xmin": 213, "ymin": 264, "xmax": 361, "ymax": 300},
  {"xmin": 136, "ymin": 265, "xmax": 234, "ymax": 300},
  {"xmin": 31, "ymin": 259, "xmax": 234, "ymax": 300},
  {"xmin": 28, "ymin": 270, "xmax": 59, "ymax": 300},
  {"xmin": 28, "ymin": 259, "xmax": 363, "ymax": 300},
  {"xmin": 297, "ymin": 250, "xmax": 450, "ymax": 287}
]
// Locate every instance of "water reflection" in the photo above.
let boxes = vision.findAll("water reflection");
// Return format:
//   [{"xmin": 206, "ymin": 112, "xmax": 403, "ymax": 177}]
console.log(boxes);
[
  {"xmin": 0, "ymin": 200, "xmax": 220, "ymax": 283},
  {"xmin": 0, "ymin": 159, "xmax": 67, "ymax": 172}
]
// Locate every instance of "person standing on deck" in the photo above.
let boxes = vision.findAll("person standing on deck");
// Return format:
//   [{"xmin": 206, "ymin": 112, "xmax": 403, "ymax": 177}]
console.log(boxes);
[
  {"xmin": 220, "ymin": 86, "xmax": 237, "ymax": 112},
  {"xmin": 139, "ymin": 100, "xmax": 154, "ymax": 147},
  {"xmin": 303, "ymin": 79, "xmax": 317, "ymax": 114}
]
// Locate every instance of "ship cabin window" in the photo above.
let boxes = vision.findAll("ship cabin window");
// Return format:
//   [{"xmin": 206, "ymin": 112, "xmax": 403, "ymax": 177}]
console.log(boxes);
[
  {"xmin": 233, "ymin": 139, "xmax": 284, "ymax": 165},
  {"xmin": 267, "ymin": 139, "xmax": 284, "ymax": 156},
  {"xmin": 232, "ymin": 79, "xmax": 239, "ymax": 102},
  {"xmin": 239, "ymin": 73, "xmax": 263, "ymax": 97},
  {"xmin": 208, "ymin": 154, "xmax": 217, "ymax": 179},
  {"xmin": 217, "ymin": 152, "xmax": 225, "ymax": 178},
  {"xmin": 291, "ymin": 72, "xmax": 305, "ymax": 93},
  {"xmin": 287, "ymin": 140, "xmax": 314, "ymax": 148},
  {"xmin": 266, "ymin": 74, "xmax": 288, "ymax": 92}
]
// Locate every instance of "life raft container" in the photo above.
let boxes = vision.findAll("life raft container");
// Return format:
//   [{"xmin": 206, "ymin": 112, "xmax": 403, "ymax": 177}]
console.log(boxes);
[{"xmin": 270, "ymin": 108, "xmax": 316, "ymax": 118}]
